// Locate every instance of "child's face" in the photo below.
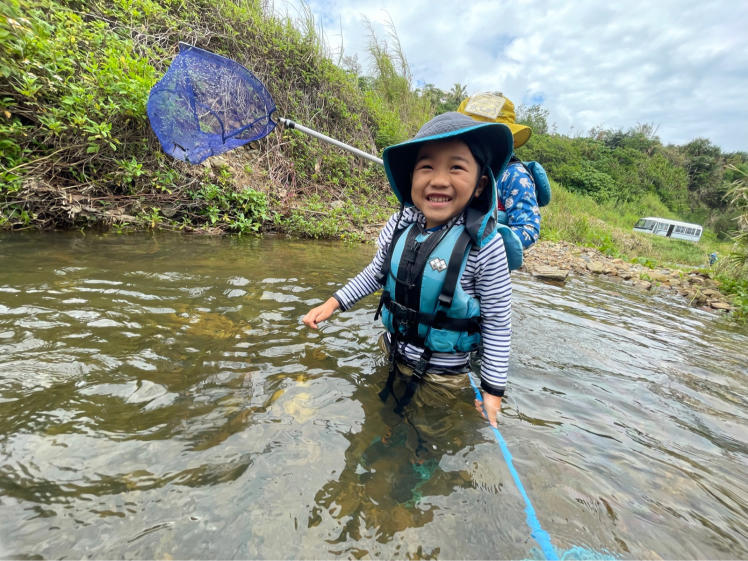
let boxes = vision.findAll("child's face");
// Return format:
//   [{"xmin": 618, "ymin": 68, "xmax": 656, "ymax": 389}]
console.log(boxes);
[{"xmin": 411, "ymin": 139, "xmax": 487, "ymax": 229}]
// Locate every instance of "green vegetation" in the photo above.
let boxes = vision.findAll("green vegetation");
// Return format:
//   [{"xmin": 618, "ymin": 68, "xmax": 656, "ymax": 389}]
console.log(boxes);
[
  {"xmin": 0, "ymin": 0, "xmax": 393, "ymax": 232},
  {"xmin": 1, "ymin": 0, "xmax": 746, "ymax": 318},
  {"xmin": 713, "ymin": 165, "xmax": 748, "ymax": 321}
]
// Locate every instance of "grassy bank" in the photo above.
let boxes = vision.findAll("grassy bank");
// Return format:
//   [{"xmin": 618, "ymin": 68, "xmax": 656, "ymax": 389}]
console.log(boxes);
[
  {"xmin": 541, "ymin": 181, "xmax": 731, "ymax": 266},
  {"xmin": 539, "ymin": 180, "xmax": 746, "ymax": 320},
  {"xmin": 0, "ymin": 0, "xmax": 395, "ymax": 236}
]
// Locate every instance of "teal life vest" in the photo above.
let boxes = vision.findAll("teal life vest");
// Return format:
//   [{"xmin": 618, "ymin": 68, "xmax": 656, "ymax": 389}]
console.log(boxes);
[{"xmin": 378, "ymin": 222, "xmax": 482, "ymax": 354}]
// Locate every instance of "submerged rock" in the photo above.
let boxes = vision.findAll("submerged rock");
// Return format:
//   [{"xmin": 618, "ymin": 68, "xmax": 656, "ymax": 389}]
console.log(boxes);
[{"xmin": 531, "ymin": 265, "xmax": 570, "ymax": 282}]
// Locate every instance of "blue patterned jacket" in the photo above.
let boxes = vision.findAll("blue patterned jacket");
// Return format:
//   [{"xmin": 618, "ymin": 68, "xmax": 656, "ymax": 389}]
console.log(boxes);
[{"xmin": 498, "ymin": 160, "xmax": 541, "ymax": 249}]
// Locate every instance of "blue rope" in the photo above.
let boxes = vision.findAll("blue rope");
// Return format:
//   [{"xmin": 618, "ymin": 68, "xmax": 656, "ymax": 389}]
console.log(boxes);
[{"xmin": 470, "ymin": 376, "xmax": 559, "ymax": 561}]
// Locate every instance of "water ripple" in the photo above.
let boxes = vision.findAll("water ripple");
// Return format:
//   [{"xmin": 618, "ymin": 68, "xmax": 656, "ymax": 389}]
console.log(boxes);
[{"xmin": 0, "ymin": 233, "xmax": 745, "ymax": 560}]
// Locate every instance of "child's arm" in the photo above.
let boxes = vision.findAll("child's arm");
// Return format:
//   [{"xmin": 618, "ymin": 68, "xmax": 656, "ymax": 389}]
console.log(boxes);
[
  {"xmin": 303, "ymin": 297, "xmax": 341, "ymax": 329},
  {"xmin": 301, "ymin": 210, "xmax": 411, "ymax": 330},
  {"xmin": 473, "ymin": 233, "xmax": 512, "ymax": 427},
  {"xmin": 301, "ymin": 263, "xmax": 380, "ymax": 330}
]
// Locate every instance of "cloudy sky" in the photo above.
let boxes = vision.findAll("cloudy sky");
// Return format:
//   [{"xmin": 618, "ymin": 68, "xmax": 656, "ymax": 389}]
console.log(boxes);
[{"xmin": 274, "ymin": 0, "xmax": 748, "ymax": 153}]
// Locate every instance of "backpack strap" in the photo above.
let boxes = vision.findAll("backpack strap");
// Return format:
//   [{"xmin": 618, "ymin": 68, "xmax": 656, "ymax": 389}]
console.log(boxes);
[{"xmin": 520, "ymin": 160, "xmax": 552, "ymax": 207}]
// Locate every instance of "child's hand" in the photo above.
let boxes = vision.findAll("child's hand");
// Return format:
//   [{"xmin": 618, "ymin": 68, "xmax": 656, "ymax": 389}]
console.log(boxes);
[
  {"xmin": 302, "ymin": 297, "xmax": 340, "ymax": 329},
  {"xmin": 475, "ymin": 392, "xmax": 502, "ymax": 428}
]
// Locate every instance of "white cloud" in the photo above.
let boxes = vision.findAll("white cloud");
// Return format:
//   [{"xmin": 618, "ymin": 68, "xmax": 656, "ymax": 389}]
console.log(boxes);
[{"xmin": 276, "ymin": 0, "xmax": 748, "ymax": 152}]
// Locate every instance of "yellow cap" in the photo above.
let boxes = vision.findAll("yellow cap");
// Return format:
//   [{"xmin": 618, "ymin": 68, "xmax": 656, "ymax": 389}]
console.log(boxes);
[{"xmin": 457, "ymin": 92, "xmax": 532, "ymax": 149}]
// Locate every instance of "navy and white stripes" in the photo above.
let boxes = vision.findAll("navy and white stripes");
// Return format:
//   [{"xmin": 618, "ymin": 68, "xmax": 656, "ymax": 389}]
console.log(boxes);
[{"xmin": 334, "ymin": 207, "xmax": 512, "ymax": 394}]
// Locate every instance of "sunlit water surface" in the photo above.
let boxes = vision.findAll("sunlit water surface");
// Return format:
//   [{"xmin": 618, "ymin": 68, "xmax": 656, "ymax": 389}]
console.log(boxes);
[{"xmin": 0, "ymin": 232, "xmax": 745, "ymax": 560}]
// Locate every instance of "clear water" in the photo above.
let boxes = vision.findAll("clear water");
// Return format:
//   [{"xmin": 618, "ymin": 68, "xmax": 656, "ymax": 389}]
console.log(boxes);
[{"xmin": 0, "ymin": 232, "xmax": 745, "ymax": 559}]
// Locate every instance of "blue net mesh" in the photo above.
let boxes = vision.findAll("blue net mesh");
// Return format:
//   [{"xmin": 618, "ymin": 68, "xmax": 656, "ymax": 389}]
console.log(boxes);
[{"xmin": 147, "ymin": 43, "xmax": 277, "ymax": 164}]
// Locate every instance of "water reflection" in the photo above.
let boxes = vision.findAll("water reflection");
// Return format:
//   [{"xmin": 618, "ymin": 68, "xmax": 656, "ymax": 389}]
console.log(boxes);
[
  {"xmin": 0, "ymin": 232, "xmax": 746, "ymax": 559},
  {"xmin": 310, "ymin": 374, "xmax": 496, "ymax": 553}
]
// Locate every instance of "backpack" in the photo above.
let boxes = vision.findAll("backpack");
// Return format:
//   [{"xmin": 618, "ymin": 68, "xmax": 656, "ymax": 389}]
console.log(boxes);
[{"xmin": 517, "ymin": 159, "xmax": 551, "ymax": 207}]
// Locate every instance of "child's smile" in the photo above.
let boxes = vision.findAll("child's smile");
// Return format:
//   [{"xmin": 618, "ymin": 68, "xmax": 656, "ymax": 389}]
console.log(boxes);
[{"xmin": 410, "ymin": 139, "xmax": 487, "ymax": 229}]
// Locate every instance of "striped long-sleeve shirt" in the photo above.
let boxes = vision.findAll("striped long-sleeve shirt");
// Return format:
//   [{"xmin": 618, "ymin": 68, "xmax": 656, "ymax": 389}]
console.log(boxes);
[{"xmin": 333, "ymin": 207, "xmax": 512, "ymax": 395}]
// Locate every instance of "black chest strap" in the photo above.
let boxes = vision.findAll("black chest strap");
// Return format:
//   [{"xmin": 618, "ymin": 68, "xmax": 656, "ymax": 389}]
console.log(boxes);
[
  {"xmin": 438, "ymin": 228, "xmax": 472, "ymax": 310},
  {"xmin": 394, "ymin": 225, "xmax": 450, "ymax": 311}
]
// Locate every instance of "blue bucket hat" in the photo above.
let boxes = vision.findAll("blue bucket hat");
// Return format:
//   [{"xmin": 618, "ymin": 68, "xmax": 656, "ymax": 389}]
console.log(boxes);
[
  {"xmin": 382, "ymin": 112, "xmax": 514, "ymax": 247},
  {"xmin": 382, "ymin": 112, "xmax": 514, "ymax": 206}
]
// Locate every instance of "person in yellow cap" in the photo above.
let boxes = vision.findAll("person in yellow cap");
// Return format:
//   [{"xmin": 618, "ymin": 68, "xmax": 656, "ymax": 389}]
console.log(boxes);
[{"xmin": 457, "ymin": 92, "xmax": 540, "ymax": 249}]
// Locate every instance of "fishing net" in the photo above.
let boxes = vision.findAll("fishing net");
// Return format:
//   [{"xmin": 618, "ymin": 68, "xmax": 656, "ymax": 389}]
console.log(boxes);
[{"xmin": 147, "ymin": 43, "xmax": 277, "ymax": 164}]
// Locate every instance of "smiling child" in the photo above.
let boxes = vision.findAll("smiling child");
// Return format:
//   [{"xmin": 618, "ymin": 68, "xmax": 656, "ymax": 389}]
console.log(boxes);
[{"xmin": 303, "ymin": 112, "xmax": 514, "ymax": 427}]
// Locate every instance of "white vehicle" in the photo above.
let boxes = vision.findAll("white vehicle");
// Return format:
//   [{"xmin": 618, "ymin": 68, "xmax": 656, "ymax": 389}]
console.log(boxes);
[{"xmin": 633, "ymin": 217, "xmax": 703, "ymax": 242}]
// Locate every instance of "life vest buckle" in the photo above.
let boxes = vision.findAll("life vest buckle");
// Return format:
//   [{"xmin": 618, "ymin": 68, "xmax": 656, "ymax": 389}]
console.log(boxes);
[
  {"xmin": 412, "ymin": 356, "xmax": 429, "ymax": 379},
  {"xmin": 388, "ymin": 299, "xmax": 419, "ymax": 333}
]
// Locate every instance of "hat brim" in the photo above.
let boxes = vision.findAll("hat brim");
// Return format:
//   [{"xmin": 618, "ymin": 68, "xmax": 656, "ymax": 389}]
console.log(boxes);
[
  {"xmin": 507, "ymin": 123, "xmax": 532, "ymax": 148},
  {"xmin": 383, "ymin": 122, "xmax": 514, "ymax": 205}
]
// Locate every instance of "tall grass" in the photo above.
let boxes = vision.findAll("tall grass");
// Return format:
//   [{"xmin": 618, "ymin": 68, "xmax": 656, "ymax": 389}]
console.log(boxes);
[
  {"xmin": 710, "ymin": 165, "xmax": 748, "ymax": 321},
  {"xmin": 723, "ymin": 165, "xmax": 748, "ymax": 272},
  {"xmin": 360, "ymin": 15, "xmax": 433, "ymax": 148},
  {"xmin": 542, "ymin": 181, "xmax": 733, "ymax": 268}
]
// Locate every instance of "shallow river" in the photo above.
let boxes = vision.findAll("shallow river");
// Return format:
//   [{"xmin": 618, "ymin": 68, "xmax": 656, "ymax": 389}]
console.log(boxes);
[{"xmin": 0, "ymin": 232, "xmax": 746, "ymax": 560}]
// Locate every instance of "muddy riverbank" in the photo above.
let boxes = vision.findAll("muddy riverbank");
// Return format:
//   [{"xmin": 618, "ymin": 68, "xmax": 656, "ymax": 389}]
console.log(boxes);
[{"xmin": 523, "ymin": 240, "xmax": 734, "ymax": 313}]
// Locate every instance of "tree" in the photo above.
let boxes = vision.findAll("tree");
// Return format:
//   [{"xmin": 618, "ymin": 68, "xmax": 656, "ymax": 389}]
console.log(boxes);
[
  {"xmin": 591, "ymin": 124, "xmax": 661, "ymax": 155},
  {"xmin": 517, "ymin": 104, "xmax": 550, "ymax": 135},
  {"xmin": 442, "ymin": 83, "xmax": 468, "ymax": 112},
  {"xmin": 417, "ymin": 83, "xmax": 448, "ymax": 113},
  {"xmin": 680, "ymin": 138, "xmax": 725, "ymax": 209}
]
